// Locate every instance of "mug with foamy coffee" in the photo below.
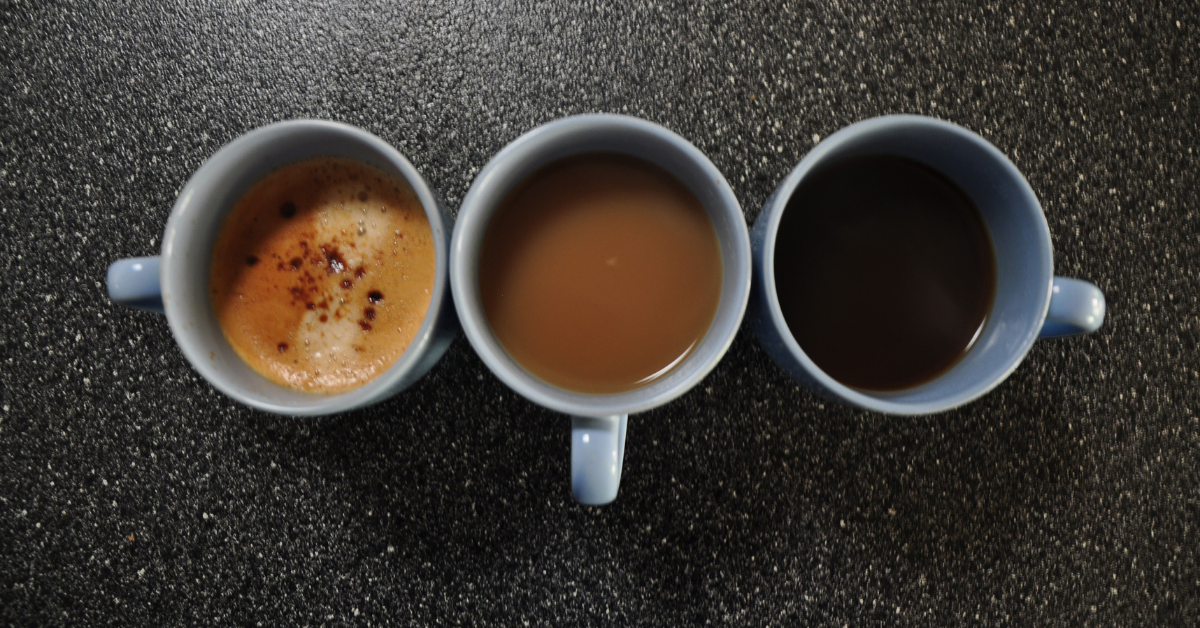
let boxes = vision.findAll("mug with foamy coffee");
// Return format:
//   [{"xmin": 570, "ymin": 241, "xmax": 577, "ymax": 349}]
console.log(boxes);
[
  {"xmin": 751, "ymin": 115, "xmax": 1106, "ymax": 414},
  {"xmin": 107, "ymin": 120, "xmax": 457, "ymax": 415},
  {"xmin": 452, "ymin": 114, "xmax": 752, "ymax": 505}
]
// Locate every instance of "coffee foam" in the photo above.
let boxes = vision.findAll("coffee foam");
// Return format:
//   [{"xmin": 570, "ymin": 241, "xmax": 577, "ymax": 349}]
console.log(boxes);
[{"xmin": 209, "ymin": 157, "xmax": 435, "ymax": 394}]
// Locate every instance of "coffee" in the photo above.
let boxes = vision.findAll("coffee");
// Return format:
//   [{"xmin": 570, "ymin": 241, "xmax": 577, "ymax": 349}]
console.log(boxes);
[
  {"xmin": 209, "ymin": 157, "xmax": 435, "ymax": 394},
  {"xmin": 479, "ymin": 153, "xmax": 722, "ymax": 394},
  {"xmin": 774, "ymin": 154, "xmax": 996, "ymax": 391}
]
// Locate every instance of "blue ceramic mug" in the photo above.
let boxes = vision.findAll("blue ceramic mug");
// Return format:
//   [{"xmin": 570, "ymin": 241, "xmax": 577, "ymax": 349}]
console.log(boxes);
[
  {"xmin": 106, "ymin": 120, "xmax": 457, "ymax": 416},
  {"xmin": 751, "ymin": 115, "xmax": 1106, "ymax": 415},
  {"xmin": 451, "ymin": 114, "xmax": 752, "ymax": 505}
]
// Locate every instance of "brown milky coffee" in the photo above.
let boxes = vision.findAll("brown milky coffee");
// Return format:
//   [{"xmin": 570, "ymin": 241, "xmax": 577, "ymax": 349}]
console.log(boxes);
[{"xmin": 479, "ymin": 153, "xmax": 723, "ymax": 394}]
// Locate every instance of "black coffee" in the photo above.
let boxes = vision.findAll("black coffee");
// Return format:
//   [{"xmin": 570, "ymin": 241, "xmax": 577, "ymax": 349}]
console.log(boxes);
[{"xmin": 774, "ymin": 154, "xmax": 996, "ymax": 391}]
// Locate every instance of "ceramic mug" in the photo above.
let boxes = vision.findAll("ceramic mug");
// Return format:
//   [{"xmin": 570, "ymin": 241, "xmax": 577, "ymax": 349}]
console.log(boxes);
[
  {"xmin": 451, "ymin": 114, "xmax": 752, "ymax": 505},
  {"xmin": 106, "ymin": 120, "xmax": 457, "ymax": 416},
  {"xmin": 751, "ymin": 115, "xmax": 1106, "ymax": 415}
]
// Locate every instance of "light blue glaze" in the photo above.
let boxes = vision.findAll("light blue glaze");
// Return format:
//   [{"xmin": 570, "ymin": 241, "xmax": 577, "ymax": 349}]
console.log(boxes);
[
  {"xmin": 1040, "ymin": 277, "xmax": 1107, "ymax": 338},
  {"xmin": 105, "ymin": 120, "xmax": 457, "ymax": 416},
  {"xmin": 451, "ymin": 114, "xmax": 752, "ymax": 505},
  {"xmin": 571, "ymin": 415, "xmax": 627, "ymax": 505},
  {"xmin": 106, "ymin": 256, "xmax": 163, "ymax": 313},
  {"xmin": 751, "ymin": 115, "xmax": 1106, "ymax": 415}
]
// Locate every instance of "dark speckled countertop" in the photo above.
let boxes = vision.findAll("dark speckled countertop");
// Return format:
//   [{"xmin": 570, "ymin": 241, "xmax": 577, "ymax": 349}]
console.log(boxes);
[{"xmin": 2, "ymin": 1, "xmax": 1197, "ymax": 626}]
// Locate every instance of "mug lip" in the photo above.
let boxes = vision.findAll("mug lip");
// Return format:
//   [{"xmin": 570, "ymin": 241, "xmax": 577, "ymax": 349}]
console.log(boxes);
[
  {"xmin": 451, "ymin": 113, "xmax": 751, "ymax": 417},
  {"xmin": 758, "ymin": 114, "xmax": 1055, "ymax": 415},
  {"xmin": 160, "ymin": 119, "xmax": 452, "ymax": 416}
]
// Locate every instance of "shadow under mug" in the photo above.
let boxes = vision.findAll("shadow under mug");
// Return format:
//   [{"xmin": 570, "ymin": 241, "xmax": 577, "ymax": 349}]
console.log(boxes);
[
  {"xmin": 451, "ymin": 114, "xmax": 752, "ymax": 505},
  {"xmin": 106, "ymin": 120, "xmax": 458, "ymax": 416},
  {"xmin": 751, "ymin": 115, "xmax": 1106, "ymax": 415}
]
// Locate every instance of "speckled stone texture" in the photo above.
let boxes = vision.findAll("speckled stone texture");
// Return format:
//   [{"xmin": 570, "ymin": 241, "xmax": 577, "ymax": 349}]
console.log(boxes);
[{"xmin": 1, "ymin": 1, "xmax": 1197, "ymax": 626}]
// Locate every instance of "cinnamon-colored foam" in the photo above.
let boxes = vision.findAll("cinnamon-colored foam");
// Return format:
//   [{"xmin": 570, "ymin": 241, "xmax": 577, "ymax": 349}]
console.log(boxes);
[{"xmin": 209, "ymin": 157, "xmax": 435, "ymax": 394}]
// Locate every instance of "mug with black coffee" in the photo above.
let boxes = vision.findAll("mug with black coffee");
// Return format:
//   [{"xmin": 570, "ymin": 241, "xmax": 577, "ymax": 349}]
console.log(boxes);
[{"xmin": 751, "ymin": 115, "xmax": 1106, "ymax": 414}]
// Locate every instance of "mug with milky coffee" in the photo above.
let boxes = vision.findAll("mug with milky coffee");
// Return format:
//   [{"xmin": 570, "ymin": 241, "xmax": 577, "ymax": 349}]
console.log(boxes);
[
  {"xmin": 107, "ymin": 120, "xmax": 457, "ymax": 415},
  {"xmin": 452, "ymin": 114, "xmax": 752, "ymax": 505}
]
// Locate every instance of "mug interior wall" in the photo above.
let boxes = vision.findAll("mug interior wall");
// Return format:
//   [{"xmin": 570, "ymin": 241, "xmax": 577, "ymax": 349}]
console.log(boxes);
[
  {"xmin": 459, "ymin": 123, "xmax": 748, "ymax": 414},
  {"xmin": 791, "ymin": 122, "xmax": 1052, "ymax": 407},
  {"xmin": 164, "ymin": 125, "xmax": 437, "ymax": 413}
]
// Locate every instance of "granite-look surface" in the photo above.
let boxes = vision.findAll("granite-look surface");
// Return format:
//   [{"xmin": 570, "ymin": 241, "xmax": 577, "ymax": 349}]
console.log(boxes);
[{"xmin": 2, "ymin": 1, "xmax": 1197, "ymax": 626}]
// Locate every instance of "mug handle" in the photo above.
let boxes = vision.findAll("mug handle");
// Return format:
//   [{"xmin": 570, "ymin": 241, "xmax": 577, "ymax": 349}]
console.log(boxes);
[
  {"xmin": 570, "ymin": 415, "xmax": 628, "ymax": 506},
  {"xmin": 107, "ymin": 257, "xmax": 164, "ymax": 313},
  {"xmin": 1038, "ymin": 277, "xmax": 1105, "ymax": 338}
]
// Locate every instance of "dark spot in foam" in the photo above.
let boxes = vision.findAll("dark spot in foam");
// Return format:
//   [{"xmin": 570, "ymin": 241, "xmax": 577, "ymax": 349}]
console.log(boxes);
[
  {"xmin": 290, "ymin": 257, "xmax": 303, "ymax": 270},
  {"xmin": 246, "ymin": 255, "xmax": 259, "ymax": 266},
  {"xmin": 290, "ymin": 287, "xmax": 303, "ymax": 298},
  {"xmin": 306, "ymin": 302, "xmax": 315, "ymax": 310},
  {"xmin": 358, "ymin": 191, "xmax": 368, "ymax": 202},
  {"xmin": 280, "ymin": 201, "xmax": 296, "ymax": 218},
  {"xmin": 364, "ymin": 307, "xmax": 376, "ymax": 320},
  {"xmin": 354, "ymin": 266, "xmax": 365, "ymax": 279},
  {"xmin": 341, "ymin": 279, "xmax": 353, "ymax": 290},
  {"xmin": 368, "ymin": 290, "xmax": 383, "ymax": 303},
  {"xmin": 358, "ymin": 320, "xmax": 372, "ymax": 331},
  {"xmin": 319, "ymin": 314, "xmax": 328, "ymax": 322},
  {"xmin": 277, "ymin": 342, "xmax": 288, "ymax": 353}
]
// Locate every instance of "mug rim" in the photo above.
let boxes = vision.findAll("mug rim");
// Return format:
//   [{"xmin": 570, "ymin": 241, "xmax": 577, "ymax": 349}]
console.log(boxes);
[
  {"xmin": 451, "ymin": 113, "xmax": 752, "ymax": 417},
  {"xmin": 757, "ymin": 114, "xmax": 1054, "ymax": 415},
  {"xmin": 160, "ymin": 119, "xmax": 452, "ymax": 416}
]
